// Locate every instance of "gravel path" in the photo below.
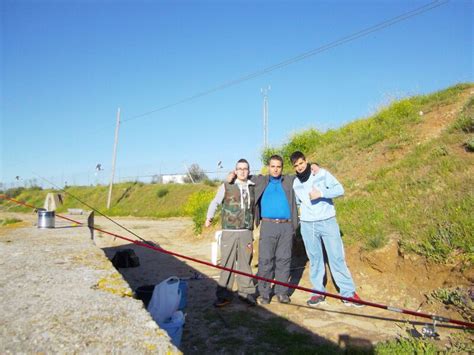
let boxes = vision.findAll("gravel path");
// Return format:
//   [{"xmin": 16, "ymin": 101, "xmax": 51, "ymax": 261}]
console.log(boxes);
[{"xmin": 0, "ymin": 213, "xmax": 179, "ymax": 354}]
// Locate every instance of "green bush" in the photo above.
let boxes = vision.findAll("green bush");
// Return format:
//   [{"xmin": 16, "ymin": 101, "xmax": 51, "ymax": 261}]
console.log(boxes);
[
  {"xmin": 0, "ymin": 218, "xmax": 22, "ymax": 226},
  {"xmin": 431, "ymin": 287, "xmax": 473, "ymax": 322},
  {"xmin": 281, "ymin": 128, "xmax": 322, "ymax": 162},
  {"xmin": 156, "ymin": 188, "xmax": 169, "ymax": 198},
  {"xmin": 465, "ymin": 137, "xmax": 474, "ymax": 152},
  {"xmin": 365, "ymin": 234, "xmax": 388, "ymax": 251},
  {"xmin": 452, "ymin": 114, "xmax": 474, "ymax": 133},
  {"xmin": 184, "ymin": 190, "xmax": 217, "ymax": 235},
  {"xmin": 451, "ymin": 96, "xmax": 474, "ymax": 132},
  {"xmin": 261, "ymin": 147, "xmax": 283, "ymax": 167},
  {"xmin": 203, "ymin": 179, "xmax": 218, "ymax": 187},
  {"xmin": 261, "ymin": 128, "xmax": 322, "ymax": 168}
]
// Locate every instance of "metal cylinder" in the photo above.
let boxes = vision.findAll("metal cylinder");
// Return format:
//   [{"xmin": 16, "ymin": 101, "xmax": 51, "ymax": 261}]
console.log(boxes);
[{"xmin": 37, "ymin": 209, "xmax": 55, "ymax": 228}]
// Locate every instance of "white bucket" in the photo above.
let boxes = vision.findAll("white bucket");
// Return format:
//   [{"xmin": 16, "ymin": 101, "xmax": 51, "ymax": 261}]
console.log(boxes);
[
  {"xmin": 211, "ymin": 242, "xmax": 219, "ymax": 265},
  {"xmin": 211, "ymin": 231, "xmax": 222, "ymax": 265},
  {"xmin": 38, "ymin": 209, "xmax": 55, "ymax": 228}
]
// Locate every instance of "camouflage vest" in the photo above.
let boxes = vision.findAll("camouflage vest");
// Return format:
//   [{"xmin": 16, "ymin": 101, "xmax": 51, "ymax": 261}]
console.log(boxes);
[{"xmin": 221, "ymin": 182, "xmax": 255, "ymax": 230}]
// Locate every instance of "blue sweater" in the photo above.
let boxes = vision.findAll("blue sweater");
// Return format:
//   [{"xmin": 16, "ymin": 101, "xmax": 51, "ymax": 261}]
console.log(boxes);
[
  {"xmin": 293, "ymin": 168, "xmax": 344, "ymax": 222},
  {"xmin": 260, "ymin": 176, "xmax": 291, "ymax": 219}
]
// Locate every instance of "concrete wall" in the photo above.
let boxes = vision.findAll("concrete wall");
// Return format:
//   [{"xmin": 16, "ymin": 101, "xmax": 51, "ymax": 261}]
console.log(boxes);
[{"xmin": 0, "ymin": 218, "xmax": 180, "ymax": 353}]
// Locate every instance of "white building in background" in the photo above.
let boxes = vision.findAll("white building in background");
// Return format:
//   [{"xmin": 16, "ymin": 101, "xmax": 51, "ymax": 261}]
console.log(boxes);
[{"xmin": 161, "ymin": 174, "xmax": 187, "ymax": 184}]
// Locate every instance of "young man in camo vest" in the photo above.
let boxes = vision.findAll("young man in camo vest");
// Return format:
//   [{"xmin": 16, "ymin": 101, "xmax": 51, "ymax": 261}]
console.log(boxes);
[{"xmin": 205, "ymin": 159, "xmax": 257, "ymax": 307}]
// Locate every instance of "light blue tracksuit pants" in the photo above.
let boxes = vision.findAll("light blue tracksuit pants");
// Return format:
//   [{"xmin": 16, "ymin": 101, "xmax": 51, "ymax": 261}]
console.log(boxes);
[{"xmin": 300, "ymin": 217, "xmax": 356, "ymax": 297}]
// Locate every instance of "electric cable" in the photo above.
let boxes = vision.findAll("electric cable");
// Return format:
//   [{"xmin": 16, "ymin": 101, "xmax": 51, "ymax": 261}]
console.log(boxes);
[{"xmin": 122, "ymin": 0, "xmax": 448, "ymax": 123}]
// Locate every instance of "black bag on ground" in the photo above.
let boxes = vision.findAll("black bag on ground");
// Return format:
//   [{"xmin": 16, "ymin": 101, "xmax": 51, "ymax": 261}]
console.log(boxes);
[{"xmin": 112, "ymin": 249, "xmax": 140, "ymax": 268}]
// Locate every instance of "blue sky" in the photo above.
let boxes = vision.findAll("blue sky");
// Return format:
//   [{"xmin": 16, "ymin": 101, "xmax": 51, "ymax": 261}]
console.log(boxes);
[{"xmin": 1, "ymin": 0, "xmax": 472, "ymax": 187}]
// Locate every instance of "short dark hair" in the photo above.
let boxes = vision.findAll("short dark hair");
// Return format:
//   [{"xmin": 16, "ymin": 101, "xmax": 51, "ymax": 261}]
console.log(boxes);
[
  {"xmin": 236, "ymin": 158, "xmax": 250, "ymax": 169},
  {"xmin": 290, "ymin": 151, "xmax": 306, "ymax": 164},
  {"xmin": 267, "ymin": 154, "xmax": 283, "ymax": 166}
]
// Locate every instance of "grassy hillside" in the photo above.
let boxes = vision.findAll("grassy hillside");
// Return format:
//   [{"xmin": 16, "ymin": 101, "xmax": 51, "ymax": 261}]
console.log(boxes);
[
  {"xmin": 0, "ymin": 181, "xmax": 216, "ymax": 220},
  {"xmin": 263, "ymin": 83, "xmax": 473, "ymax": 264}
]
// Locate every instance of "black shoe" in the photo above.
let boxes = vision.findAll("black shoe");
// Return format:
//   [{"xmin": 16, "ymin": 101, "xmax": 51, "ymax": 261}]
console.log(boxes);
[
  {"xmin": 239, "ymin": 294, "xmax": 257, "ymax": 307},
  {"xmin": 258, "ymin": 296, "xmax": 270, "ymax": 305},
  {"xmin": 277, "ymin": 294, "xmax": 291, "ymax": 304},
  {"xmin": 213, "ymin": 298, "xmax": 231, "ymax": 308}
]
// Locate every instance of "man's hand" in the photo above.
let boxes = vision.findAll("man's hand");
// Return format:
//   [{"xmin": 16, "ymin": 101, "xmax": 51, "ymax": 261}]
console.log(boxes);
[
  {"xmin": 205, "ymin": 218, "xmax": 212, "ymax": 228},
  {"xmin": 309, "ymin": 187, "xmax": 322, "ymax": 200},
  {"xmin": 226, "ymin": 171, "xmax": 236, "ymax": 183}
]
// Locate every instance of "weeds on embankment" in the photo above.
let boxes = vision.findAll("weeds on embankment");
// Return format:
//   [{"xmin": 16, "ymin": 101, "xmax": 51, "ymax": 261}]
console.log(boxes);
[
  {"xmin": 0, "ymin": 218, "xmax": 22, "ymax": 226},
  {"xmin": 0, "ymin": 182, "xmax": 215, "ymax": 221},
  {"xmin": 262, "ymin": 83, "xmax": 473, "ymax": 264}
]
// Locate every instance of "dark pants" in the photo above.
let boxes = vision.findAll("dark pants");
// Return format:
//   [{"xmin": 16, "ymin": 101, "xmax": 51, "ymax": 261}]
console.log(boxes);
[
  {"xmin": 257, "ymin": 221, "xmax": 293, "ymax": 298},
  {"xmin": 216, "ymin": 230, "xmax": 256, "ymax": 300}
]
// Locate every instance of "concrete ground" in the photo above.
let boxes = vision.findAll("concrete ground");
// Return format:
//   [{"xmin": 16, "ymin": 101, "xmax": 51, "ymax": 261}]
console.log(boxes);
[{"xmin": 0, "ymin": 212, "xmax": 179, "ymax": 354}]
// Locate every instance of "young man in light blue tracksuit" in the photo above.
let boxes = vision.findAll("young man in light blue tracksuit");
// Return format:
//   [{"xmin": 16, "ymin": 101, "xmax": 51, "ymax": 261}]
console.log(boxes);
[{"xmin": 290, "ymin": 151, "xmax": 363, "ymax": 307}]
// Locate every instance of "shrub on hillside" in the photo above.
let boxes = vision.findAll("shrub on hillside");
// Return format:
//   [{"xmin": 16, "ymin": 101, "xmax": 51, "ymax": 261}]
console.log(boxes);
[
  {"xmin": 465, "ymin": 137, "xmax": 474, "ymax": 152},
  {"xmin": 281, "ymin": 128, "xmax": 322, "ymax": 162},
  {"xmin": 0, "ymin": 218, "xmax": 22, "ymax": 226},
  {"xmin": 184, "ymin": 190, "xmax": 216, "ymax": 234},
  {"xmin": 261, "ymin": 129, "xmax": 322, "ymax": 167},
  {"xmin": 156, "ymin": 188, "xmax": 169, "ymax": 198},
  {"xmin": 451, "ymin": 97, "xmax": 474, "ymax": 133},
  {"xmin": 452, "ymin": 114, "xmax": 474, "ymax": 133},
  {"xmin": 203, "ymin": 179, "xmax": 219, "ymax": 187},
  {"xmin": 261, "ymin": 147, "xmax": 283, "ymax": 166}
]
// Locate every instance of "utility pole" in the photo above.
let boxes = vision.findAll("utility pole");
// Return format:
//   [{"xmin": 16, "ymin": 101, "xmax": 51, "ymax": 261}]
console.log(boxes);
[
  {"xmin": 261, "ymin": 86, "xmax": 271, "ymax": 149},
  {"xmin": 107, "ymin": 107, "xmax": 121, "ymax": 209},
  {"xmin": 183, "ymin": 163, "xmax": 195, "ymax": 184}
]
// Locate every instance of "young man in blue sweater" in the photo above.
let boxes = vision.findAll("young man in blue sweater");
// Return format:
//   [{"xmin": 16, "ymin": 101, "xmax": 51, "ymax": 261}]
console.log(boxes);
[
  {"xmin": 290, "ymin": 151, "xmax": 363, "ymax": 307},
  {"xmin": 252, "ymin": 155, "xmax": 298, "ymax": 305}
]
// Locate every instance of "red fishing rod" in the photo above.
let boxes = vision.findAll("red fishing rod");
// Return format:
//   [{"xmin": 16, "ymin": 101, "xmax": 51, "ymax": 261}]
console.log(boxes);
[{"xmin": 1, "ymin": 194, "xmax": 472, "ymax": 329}]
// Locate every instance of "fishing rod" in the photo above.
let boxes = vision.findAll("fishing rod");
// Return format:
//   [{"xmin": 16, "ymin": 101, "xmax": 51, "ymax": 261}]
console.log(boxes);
[{"xmin": 1, "ymin": 194, "xmax": 473, "ymax": 330}]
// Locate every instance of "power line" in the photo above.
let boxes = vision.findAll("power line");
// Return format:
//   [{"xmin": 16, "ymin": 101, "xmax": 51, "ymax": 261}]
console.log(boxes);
[{"xmin": 122, "ymin": 0, "xmax": 448, "ymax": 123}]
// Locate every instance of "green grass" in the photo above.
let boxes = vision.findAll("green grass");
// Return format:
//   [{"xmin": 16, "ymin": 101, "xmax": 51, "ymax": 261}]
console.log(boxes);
[
  {"xmin": 1, "ymin": 182, "xmax": 215, "ymax": 218},
  {"xmin": 338, "ymin": 133, "xmax": 473, "ymax": 262},
  {"xmin": 0, "ymin": 218, "xmax": 22, "ymax": 226},
  {"xmin": 263, "ymin": 83, "xmax": 471, "ymax": 168},
  {"xmin": 262, "ymin": 83, "xmax": 473, "ymax": 263},
  {"xmin": 374, "ymin": 337, "xmax": 440, "ymax": 354},
  {"xmin": 430, "ymin": 287, "xmax": 474, "ymax": 322}
]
